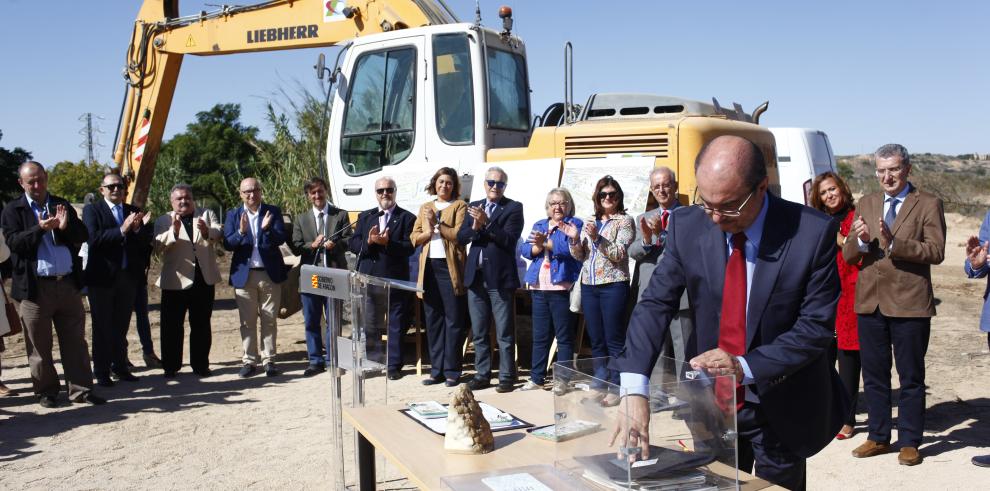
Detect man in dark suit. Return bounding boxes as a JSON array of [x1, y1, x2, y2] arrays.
[[83, 173, 152, 386], [843, 144, 945, 466], [347, 176, 416, 379], [458, 167, 524, 393], [613, 136, 846, 490], [223, 177, 288, 378], [289, 176, 351, 376], [627, 166, 692, 387], [2, 161, 104, 407]]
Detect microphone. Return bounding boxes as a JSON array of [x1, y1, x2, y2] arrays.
[[311, 216, 360, 266]]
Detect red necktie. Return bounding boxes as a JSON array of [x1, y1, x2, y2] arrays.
[[716, 232, 747, 413], [657, 210, 670, 246]]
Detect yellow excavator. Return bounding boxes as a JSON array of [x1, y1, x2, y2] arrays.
[[113, 0, 777, 214]]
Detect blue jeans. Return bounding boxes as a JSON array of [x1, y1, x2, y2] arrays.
[[134, 282, 155, 354], [530, 290, 574, 385], [581, 281, 629, 385], [467, 279, 516, 383], [301, 292, 330, 367]]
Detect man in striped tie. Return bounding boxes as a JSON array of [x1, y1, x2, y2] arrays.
[[613, 136, 846, 490]]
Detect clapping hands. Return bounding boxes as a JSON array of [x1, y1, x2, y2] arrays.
[[967, 235, 989, 270]]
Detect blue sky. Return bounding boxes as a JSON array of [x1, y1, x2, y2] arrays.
[[1, 0, 987, 167]]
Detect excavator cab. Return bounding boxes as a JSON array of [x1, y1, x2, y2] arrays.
[[326, 24, 530, 212]]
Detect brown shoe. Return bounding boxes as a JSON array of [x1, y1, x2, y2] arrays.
[[852, 440, 892, 458], [0, 382, 12, 397], [898, 447, 922, 466]]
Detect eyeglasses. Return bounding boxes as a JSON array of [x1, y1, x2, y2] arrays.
[[693, 189, 755, 217], [240, 188, 260, 194], [875, 166, 905, 177], [102, 183, 124, 191], [485, 180, 507, 189], [548, 200, 568, 207], [651, 183, 675, 191], [598, 191, 618, 200], [376, 187, 395, 195]]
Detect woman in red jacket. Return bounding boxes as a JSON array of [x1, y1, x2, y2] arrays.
[[811, 171, 861, 440]]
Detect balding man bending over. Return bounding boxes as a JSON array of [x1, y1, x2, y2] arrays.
[[613, 136, 847, 489]]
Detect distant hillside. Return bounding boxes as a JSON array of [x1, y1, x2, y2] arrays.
[[836, 153, 990, 216]]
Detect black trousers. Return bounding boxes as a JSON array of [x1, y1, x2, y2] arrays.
[[858, 310, 930, 447], [161, 274, 215, 373], [827, 339, 862, 426], [89, 273, 137, 377], [737, 402, 806, 491], [422, 259, 466, 380], [363, 284, 410, 372]]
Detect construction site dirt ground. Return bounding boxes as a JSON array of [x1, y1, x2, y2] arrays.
[[1, 212, 988, 490]]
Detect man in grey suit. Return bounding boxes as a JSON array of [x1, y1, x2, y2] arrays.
[[628, 167, 693, 385], [289, 176, 352, 376]]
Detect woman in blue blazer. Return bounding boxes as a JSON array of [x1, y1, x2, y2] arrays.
[[518, 187, 583, 393]]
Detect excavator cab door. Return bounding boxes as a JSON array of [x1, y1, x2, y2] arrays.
[[327, 34, 426, 211]]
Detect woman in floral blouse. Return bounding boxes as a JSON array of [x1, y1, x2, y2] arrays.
[[563, 176, 634, 405]]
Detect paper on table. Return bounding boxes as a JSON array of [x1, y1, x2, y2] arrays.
[[480, 472, 554, 491], [402, 402, 528, 434]]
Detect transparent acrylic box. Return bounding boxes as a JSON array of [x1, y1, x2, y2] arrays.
[[551, 356, 739, 490]]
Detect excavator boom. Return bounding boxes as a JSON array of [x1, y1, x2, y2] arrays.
[[113, 0, 456, 206]]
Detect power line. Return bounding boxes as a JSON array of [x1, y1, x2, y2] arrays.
[[78, 113, 105, 164]]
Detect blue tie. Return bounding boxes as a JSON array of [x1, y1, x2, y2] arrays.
[[115, 205, 128, 269], [884, 198, 898, 230]]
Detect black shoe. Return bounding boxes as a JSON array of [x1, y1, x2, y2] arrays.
[[193, 368, 213, 378], [96, 376, 115, 387], [126, 360, 137, 369], [495, 381, 516, 393], [264, 363, 280, 377], [72, 393, 107, 405], [163, 370, 178, 379], [238, 364, 256, 378], [143, 352, 163, 369], [466, 378, 491, 391], [973, 455, 990, 467], [113, 371, 139, 382], [387, 371, 402, 381], [38, 395, 59, 408], [422, 375, 444, 386], [303, 365, 326, 377], [445, 378, 460, 387]]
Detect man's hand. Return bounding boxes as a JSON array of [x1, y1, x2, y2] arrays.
[[130, 211, 146, 232], [323, 239, 336, 250], [239, 211, 249, 235], [967, 235, 989, 270], [172, 213, 182, 238], [377, 227, 390, 245], [55, 204, 68, 230], [468, 206, 487, 231], [851, 215, 870, 243], [196, 217, 209, 238], [639, 216, 655, 244], [608, 395, 652, 462], [38, 215, 59, 231], [878, 216, 893, 247], [260, 210, 273, 231], [690, 348, 744, 380], [583, 221, 599, 242], [368, 225, 389, 246], [311, 234, 325, 250], [120, 211, 137, 235]]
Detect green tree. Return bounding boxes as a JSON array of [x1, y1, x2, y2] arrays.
[[158, 103, 260, 212], [48, 159, 107, 203], [0, 130, 33, 205], [255, 84, 329, 216]]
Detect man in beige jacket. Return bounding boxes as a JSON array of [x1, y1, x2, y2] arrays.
[[154, 184, 222, 378]]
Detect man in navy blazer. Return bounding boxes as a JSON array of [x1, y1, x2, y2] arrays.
[[223, 177, 288, 378], [613, 136, 847, 490], [347, 177, 416, 379], [83, 173, 153, 386], [457, 167, 524, 392]]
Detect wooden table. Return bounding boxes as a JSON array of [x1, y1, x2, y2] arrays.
[[343, 390, 778, 490]]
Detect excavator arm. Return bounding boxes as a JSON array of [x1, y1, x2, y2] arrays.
[[113, 0, 456, 207]]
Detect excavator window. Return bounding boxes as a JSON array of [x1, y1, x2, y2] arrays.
[[486, 48, 529, 131], [340, 46, 417, 176], [433, 33, 474, 145]]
